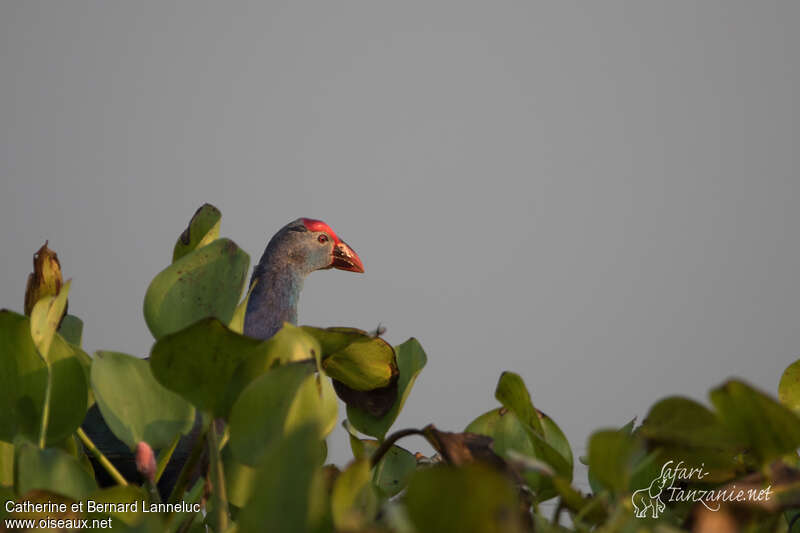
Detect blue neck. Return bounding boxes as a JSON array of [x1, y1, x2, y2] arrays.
[[243, 262, 305, 340]]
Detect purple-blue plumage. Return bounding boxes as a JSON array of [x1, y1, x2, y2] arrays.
[[243, 217, 363, 340]]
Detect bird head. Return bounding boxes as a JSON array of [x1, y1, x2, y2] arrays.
[[267, 217, 364, 276]]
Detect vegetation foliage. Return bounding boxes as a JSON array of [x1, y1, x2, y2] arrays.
[[2, 204, 799, 532]]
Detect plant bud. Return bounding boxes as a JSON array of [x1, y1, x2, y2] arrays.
[[135, 441, 157, 483], [24, 242, 64, 316]]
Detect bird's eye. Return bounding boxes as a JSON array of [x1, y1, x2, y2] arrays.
[[318, 234, 329, 244]]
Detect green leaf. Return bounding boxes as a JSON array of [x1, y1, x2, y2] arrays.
[[227, 323, 322, 405], [90, 351, 195, 449], [302, 327, 397, 391], [15, 441, 97, 499], [361, 440, 417, 498], [29, 279, 71, 359], [346, 338, 427, 439], [57, 314, 83, 347], [331, 458, 378, 531], [344, 419, 367, 459], [172, 203, 222, 262], [466, 408, 535, 458], [710, 379, 800, 464], [638, 396, 746, 481], [228, 280, 256, 334], [228, 362, 316, 465], [405, 464, 525, 533], [495, 371, 543, 435], [286, 374, 338, 440], [150, 317, 269, 417], [639, 396, 744, 449], [466, 407, 572, 501], [144, 238, 249, 339], [587, 429, 639, 494], [237, 424, 322, 533], [223, 446, 256, 508], [0, 440, 13, 487], [779, 359, 800, 416], [0, 311, 87, 444]]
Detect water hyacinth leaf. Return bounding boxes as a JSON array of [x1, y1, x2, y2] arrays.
[[228, 279, 256, 334], [57, 314, 83, 347], [405, 464, 525, 533], [238, 424, 322, 533], [302, 326, 397, 390], [227, 323, 321, 398], [0, 311, 87, 444], [344, 419, 367, 459], [223, 447, 256, 508], [150, 317, 270, 417], [347, 338, 427, 439], [361, 440, 417, 498], [29, 279, 71, 360], [90, 351, 195, 450], [0, 440, 12, 487], [466, 407, 572, 500], [331, 458, 378, 531], [15, 441, 97, 499], [467, 408, 536, 458], [144, 238, 249, 339], [286, 374, 339, 440], [639, 396, 743, 450], [495, 371, 543, 435], [537, 411, 573, 477], [308, 466, 338, 533], [172, 203, 222, 262], [710, 379, 800, 464], [587, 429, 639, 494], [779, 359, 800, 416], [228, 362, 316, 465]]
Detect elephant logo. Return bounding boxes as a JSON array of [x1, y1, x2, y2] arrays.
[[631, 462, 676, 519]]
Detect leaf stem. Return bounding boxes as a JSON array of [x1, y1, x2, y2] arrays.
[[38, 366, 52, 448], [168, 425, 208, 505], [206, 419, 229, 533], [76, 427, 128, 486], [369, 428, 425, 468]]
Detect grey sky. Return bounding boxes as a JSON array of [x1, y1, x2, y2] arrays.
[[1, 2, 797, 481]]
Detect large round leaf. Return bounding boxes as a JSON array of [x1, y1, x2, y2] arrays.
[[405, 464, 524, 533], [149, 318, 257, 417], [90, 351, 195, 449], [331, 458, 378, 531], [302, 327, 397, 391], [229, 362, 324, 465], [144, 238, 249, 339], [710, 379, 800, 465], [237, 424, 323, 533], [226, 323, 322, 406], [0, 311, 87, 444], [151, 318, 318, 418], [15, 441, 97, 500], [347, 338, 427, 439], [359, 440, 417, 498], [779, 359, 800, 416]]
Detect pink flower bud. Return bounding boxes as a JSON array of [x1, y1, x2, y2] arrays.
[[135, 441, 157, 483]]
